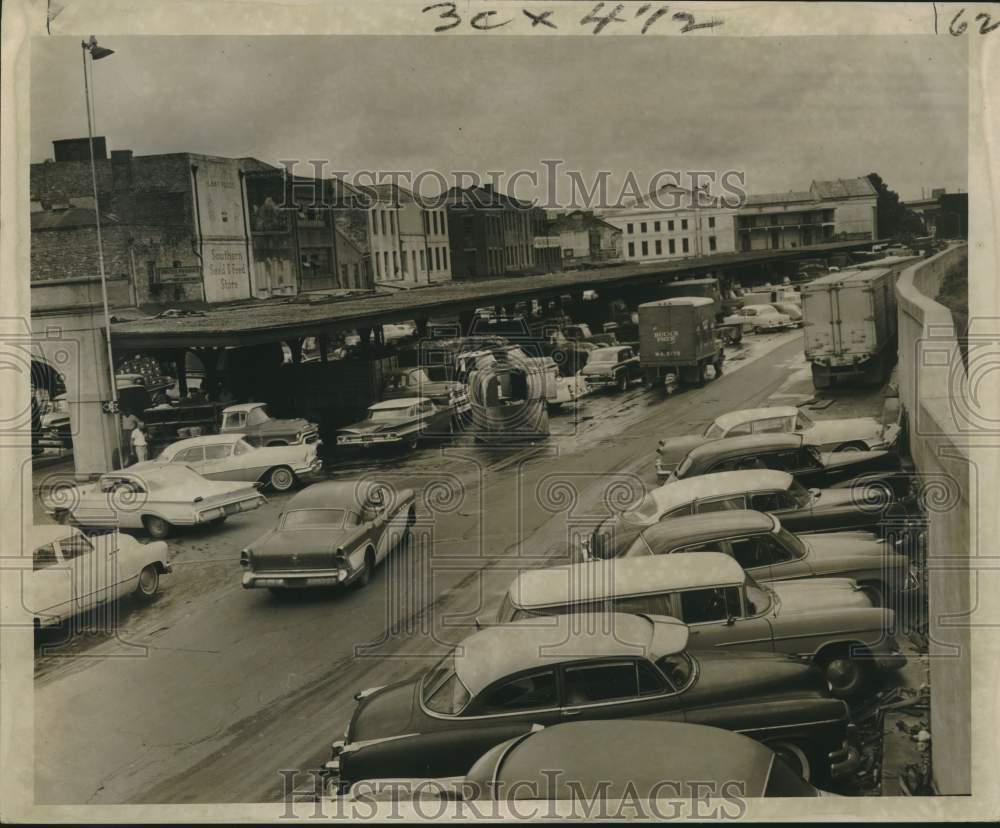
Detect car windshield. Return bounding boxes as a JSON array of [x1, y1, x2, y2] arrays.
[[704, 422, 725, 439], [675, 453, 694, 478], [787, 479, 813, 507], [655, 653, 694, 691], [421, 653, 471, 715], [744, 574, 772, 615], [281, 508, 349, 529], [368, 407, 408, 422]]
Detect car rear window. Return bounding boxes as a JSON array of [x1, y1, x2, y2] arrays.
[[281, 508, 347, 529]]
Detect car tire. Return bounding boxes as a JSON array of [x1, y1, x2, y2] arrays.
[[354, 549, 376, 588], [834, 442, 867, 453], [406, 436, 419, 452], [768, 741, 813, 783], [142, 515, 172, 540], [617, 372, 628, 392], [819, 646, 872, 699], [267, 466, 296, 492], [134, 564, 160, 602], [713, 359, 724, 378]]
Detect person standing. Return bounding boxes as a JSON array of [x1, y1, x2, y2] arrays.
[[130, 424, 148, 464]]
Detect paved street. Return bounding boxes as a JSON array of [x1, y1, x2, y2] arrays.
[[31, 329, 886, 805]]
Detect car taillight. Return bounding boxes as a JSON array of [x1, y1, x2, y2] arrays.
[[240, 549, 252, 568]]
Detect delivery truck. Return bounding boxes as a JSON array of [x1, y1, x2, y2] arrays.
[[658, 278, 743, 345], [638, 297, 724, 391], [801, 266, 900, 389]]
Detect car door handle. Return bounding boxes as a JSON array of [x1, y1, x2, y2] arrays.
[[561, 708, 582, 717]]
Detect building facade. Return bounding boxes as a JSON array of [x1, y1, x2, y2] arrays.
[[547, 210, 622, 267], [445, 184, 537, 279], [369, 184, 452, 285]]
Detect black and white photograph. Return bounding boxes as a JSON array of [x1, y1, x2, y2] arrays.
[[1, 0, 997, 821]]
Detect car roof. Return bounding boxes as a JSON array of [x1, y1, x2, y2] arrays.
[[369, 397, 426, 410], [648, 470, 794, 513], [685, 433, 804, 466], [743, 303, 781, 311], [714, 406, 797, 431], [285, 480, 370, 510], [639, 511, 778, 551], [456, 613, 688, 697], [162, 433, 244, 452], [27, 524, 79, 548], [640, 296, 714, 308], [507, 553, 745, 611], [590, 345, 629, 354], [490, 721, 773, 796], [222, 402, 265, 413]]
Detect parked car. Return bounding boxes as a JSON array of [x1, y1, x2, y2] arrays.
[[381, 367, 471, 418], [496, 553, 905, 697], [47, 463, 267, 539], [326, 613, 859, 789], [772, 302, 804, 326], [219, 402, 319, 447], [655, 406, 899, 481], [594, 469, 912, 542], [240, 480, 415, 591], [337, 397, 452, 452], [723, 304, 793, 333], [576, 509, 914, 606], [153, 433, 322, 492], [26, 525, 171, 628], [664, 433, 904, 494], [336, 720, 825, 803], [580, 345, 641, 392]]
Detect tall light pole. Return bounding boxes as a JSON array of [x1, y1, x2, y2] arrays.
[[81, 36, 122, 468]]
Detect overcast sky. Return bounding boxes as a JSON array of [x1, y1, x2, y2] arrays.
[[32, 35, 967, 203]]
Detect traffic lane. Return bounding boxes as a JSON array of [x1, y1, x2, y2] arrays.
[[34, 333, 806, 805], [134, 333, 812, 804]]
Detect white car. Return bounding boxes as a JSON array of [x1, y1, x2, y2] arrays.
[[47, 464, 267, 539], [153, 433, 322, 492], [723, 304, 793, 333], [25, 525, 171, 628]]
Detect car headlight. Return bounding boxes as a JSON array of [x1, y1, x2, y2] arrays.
[[388, 432, 399, 439]]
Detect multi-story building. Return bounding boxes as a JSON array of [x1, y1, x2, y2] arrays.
[[735, 177, 878, 252], [369, 184, 452, 285], [603, 184, 736, 264], [445, 184, 537, 279], [360, 186, 403, 285], [547, 210, 622, 267]]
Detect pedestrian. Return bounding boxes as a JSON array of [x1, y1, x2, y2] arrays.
[[121, 410, 143, 463], [130, 424, 149, 464]]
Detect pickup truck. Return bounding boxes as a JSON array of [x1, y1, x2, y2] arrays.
[[219, 402, 320, 447]]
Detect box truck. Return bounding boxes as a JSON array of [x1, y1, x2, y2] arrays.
[[658, 278, 743, 344], [638, 297, 724, 390], [800, 266, 900, 389]]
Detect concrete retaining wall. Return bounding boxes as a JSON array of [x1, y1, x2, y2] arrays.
[[895, 244, 971, 795]]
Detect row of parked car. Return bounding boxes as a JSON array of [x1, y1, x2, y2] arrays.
[[316, 393, 921, 801]]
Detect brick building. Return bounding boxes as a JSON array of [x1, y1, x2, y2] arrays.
[[445, 184, 539, 279]]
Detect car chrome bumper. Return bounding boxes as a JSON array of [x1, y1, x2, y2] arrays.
[[242, 569, 350, 589], [197, 495, 266, 523], [583, 376, 617, 387]]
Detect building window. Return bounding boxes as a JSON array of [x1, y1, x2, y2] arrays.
[[402, 251, 409, 273], [640, 222, 647, 233], [628, 241, 635, 257], [681, 219, 688, 230], [641, 240, 649, 256], [668, 220, 674, 231], [353, 263, 360, 281], [708, 216, 716, 228], [375, 254, 382, 278], [435, 247, 442, 271], [420, 249, 426, 271], [423, 212, 430, 234], [380, 211, 387, 235], [668, 239, 676, 254], [393, 251, 399, 275], [655, 240, 662, 255], [371, 212, 378, 236], [682, 238, 689, 253], [654, 221, 661, 232], [709, 236, 717, 252], [442, 247, 448, 270], [627, 223, 634, 234]]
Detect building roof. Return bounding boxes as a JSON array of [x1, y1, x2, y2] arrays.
[[811, 177, 877, 200], [637, 511, 779, 554], [507, 553, 746, 611], [648, 469, 795, 513], [548, 211, 620, 233], [455, 613, 687, 696], [744, 191, 816, 207]]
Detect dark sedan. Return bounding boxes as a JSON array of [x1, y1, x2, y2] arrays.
[[326, 613, 858, 790], [665, 433, 906, 494], [381, 367, 471, 418]]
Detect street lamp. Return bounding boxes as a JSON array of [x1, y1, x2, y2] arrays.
[[81, 36, 123, 468]]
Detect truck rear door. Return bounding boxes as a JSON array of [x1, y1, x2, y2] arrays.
[[802, 285, 839, 357], [836, 277, 877, 358]]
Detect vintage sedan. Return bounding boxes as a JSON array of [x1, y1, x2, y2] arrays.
[[220, 402, 320, 447], [337, 397, 452, 452], [381, 367, 471, 417], [664, 433, 905, 494], [326, 613, 858, 789], [47, 463, 266, 539], [26, 525, 171, 628], [497, 554, 905, 698], [599, 470, 912, 541], [579, 509, 914, 606], [336, 720, 824, 802], [240, 480, 415, 591], [580, 345, 641, 392], [772, 302, 804, 326], [154, 433, 322, 492], [723, 304, 793, 333], [655, 405, 898, 481]]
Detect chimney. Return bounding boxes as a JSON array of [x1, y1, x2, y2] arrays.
[[53, 137, 107, 162]]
